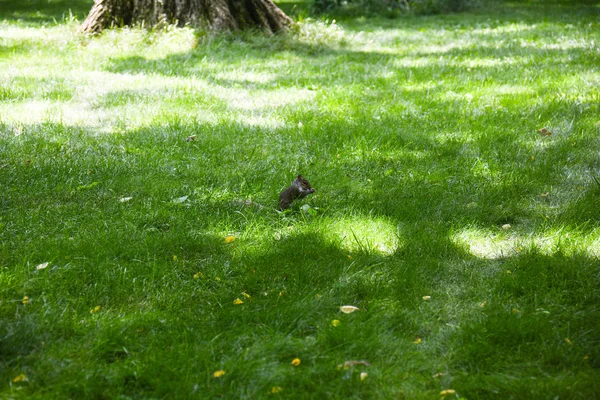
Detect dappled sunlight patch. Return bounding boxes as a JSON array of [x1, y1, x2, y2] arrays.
[[89, 26, 197, 59], [325, 215, 401, 255], [471, 23, 538, 35], [295, 19, 345, 47], [214, 70, 278, 85], [452, 227, 520, 259], [452, 227, 600, 259], [216, 87, 316, 111], [588, 233, 600, 258]]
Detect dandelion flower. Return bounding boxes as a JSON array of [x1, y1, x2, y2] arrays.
[[331, 319, 341, 327], [233, 298, 244, 305], [291, 358, 301, 366], [213, 370, 226, 378]]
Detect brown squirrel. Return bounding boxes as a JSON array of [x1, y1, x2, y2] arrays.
[[278, 175, 315, 210]]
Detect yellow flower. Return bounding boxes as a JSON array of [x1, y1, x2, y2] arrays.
[[172, 255, 178, 261], [213, 370, 226, 378], [21, 296, 29, 305], [12, 374, 27, 383], [331, 319, 341, 327], [193, 272, 204, 279], [233, 298, 244, 305], [440, 389, 456, 396], [414, 337, 422, 344], [271, 386, 283, 394], [242, 292, 251, 299], [90, 305, 101, 314], [291, 358, 301, 366], [225, 235, 235, 243]]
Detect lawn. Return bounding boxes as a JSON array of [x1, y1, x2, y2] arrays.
[[1, 0, 599, 398]]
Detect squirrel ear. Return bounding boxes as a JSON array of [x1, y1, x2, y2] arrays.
[[297, 174, 303, 179]]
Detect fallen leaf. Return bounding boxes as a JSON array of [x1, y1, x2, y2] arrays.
[[422, 295, 431, 301], [233, 298, 243, 305], [213, 370, 226, 378], [193, 272, 204, 279], [340, 305, 359, 314], [35, 262, 49, 270], [440, 389, 456, 396], [172, 255, 178, 261], [502, 224, 511, 230], [360, 372, 368, 381], [480, 301, 487, 308], [331, 319, 341, 327], [565, 338, 573, 345], [90, 305, 101, 314], [241, 292, 251, 299], [119, 197, 133, 203], [172, 195, 189, 204], [225, 235, 235, 244], [291, 358, 301, 366], [433, 372, 445, 378], [538, 128, 552, 136], [414, 337, 422, 344], [12, 374, 27, 383], [186, 135, 197, 142], [21, 296, 29, 305], [540, 192, 548, 197]]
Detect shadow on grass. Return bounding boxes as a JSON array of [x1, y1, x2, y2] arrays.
[[0, 0, 92, 25], [2, 3, 600, 397]]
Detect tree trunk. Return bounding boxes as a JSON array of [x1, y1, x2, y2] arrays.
[[79, 0, 293, 34]]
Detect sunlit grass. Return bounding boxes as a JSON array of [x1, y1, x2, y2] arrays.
[[1, 0, 600, 398]]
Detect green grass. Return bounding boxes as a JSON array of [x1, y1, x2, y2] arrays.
[[1, 0, 600, 398]]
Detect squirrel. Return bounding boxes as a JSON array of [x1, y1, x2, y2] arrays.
[[278, 174, 315, 210]]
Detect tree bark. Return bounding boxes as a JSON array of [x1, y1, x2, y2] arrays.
[[79, 0, 293, 34]]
